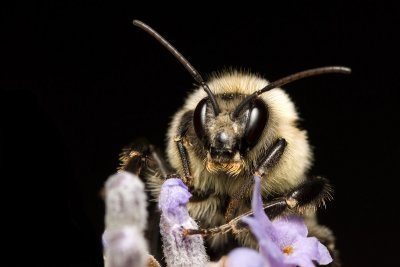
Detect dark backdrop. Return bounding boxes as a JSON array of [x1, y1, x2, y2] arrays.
[[1, 2, 398, 267]]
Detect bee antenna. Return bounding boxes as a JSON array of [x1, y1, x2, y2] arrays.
[[231, 66, 351, 119], [133, 20, 221, 115]]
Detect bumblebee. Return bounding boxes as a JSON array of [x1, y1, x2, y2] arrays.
[[119, 20, 350, 266]]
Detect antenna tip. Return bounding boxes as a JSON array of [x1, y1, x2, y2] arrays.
[[132, 20, 142, 27], [335, 66, 352, 74]]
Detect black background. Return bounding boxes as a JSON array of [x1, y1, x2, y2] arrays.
[[1, 2, 399, 267]]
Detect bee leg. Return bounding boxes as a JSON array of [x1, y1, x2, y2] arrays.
[[264, 176, 333, 219], [118, 140, 176, 266], [175, 137, 192, 181], [118, 138, 171, 178], [174, 111, 194, 185], [254, 138, 288, 175], [225, 138, 287, 221]]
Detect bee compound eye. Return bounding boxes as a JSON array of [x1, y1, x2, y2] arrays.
[[241, 98, 268, 152], [193, 98, 208, 144]]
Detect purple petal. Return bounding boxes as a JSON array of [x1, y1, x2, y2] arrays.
[[271, 215, 308, 248], [317, 241, 333, 265], [250, 176, 276, 237], [284, 236, 332, 267], [241, 176, 285, 267], [242, 216, 285, 267], [226, 248, 266, 267], [284, 255, 314, 267], [240, 176, 273, 244], [273, 215, 308, 237]]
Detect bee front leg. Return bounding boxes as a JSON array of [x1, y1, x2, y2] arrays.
[[174, 111, 194, 185], [118, 139, 171, 178], [225, 138, 287, 221], [118, 140, 180, 265]]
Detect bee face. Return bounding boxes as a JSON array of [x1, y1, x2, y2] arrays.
[[194, 94, 269, 165], [193, 93, 268, 158]]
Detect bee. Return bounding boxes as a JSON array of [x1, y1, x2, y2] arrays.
[[119, 20, 350, 265]]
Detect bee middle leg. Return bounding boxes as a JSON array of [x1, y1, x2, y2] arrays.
[[263, 176, 333, 219]]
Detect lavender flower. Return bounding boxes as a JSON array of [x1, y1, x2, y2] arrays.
[[104, 171, 148, 231], [103, 227, 148, 267], [159, 178, 209, 267], [241, 175, 332, 267], [101, 171, 332, 267], [103, 171, 150, 267]]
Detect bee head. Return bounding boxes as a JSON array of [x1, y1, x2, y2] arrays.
[[191, 65, 351, 176], [132, 20, 351, 176]]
